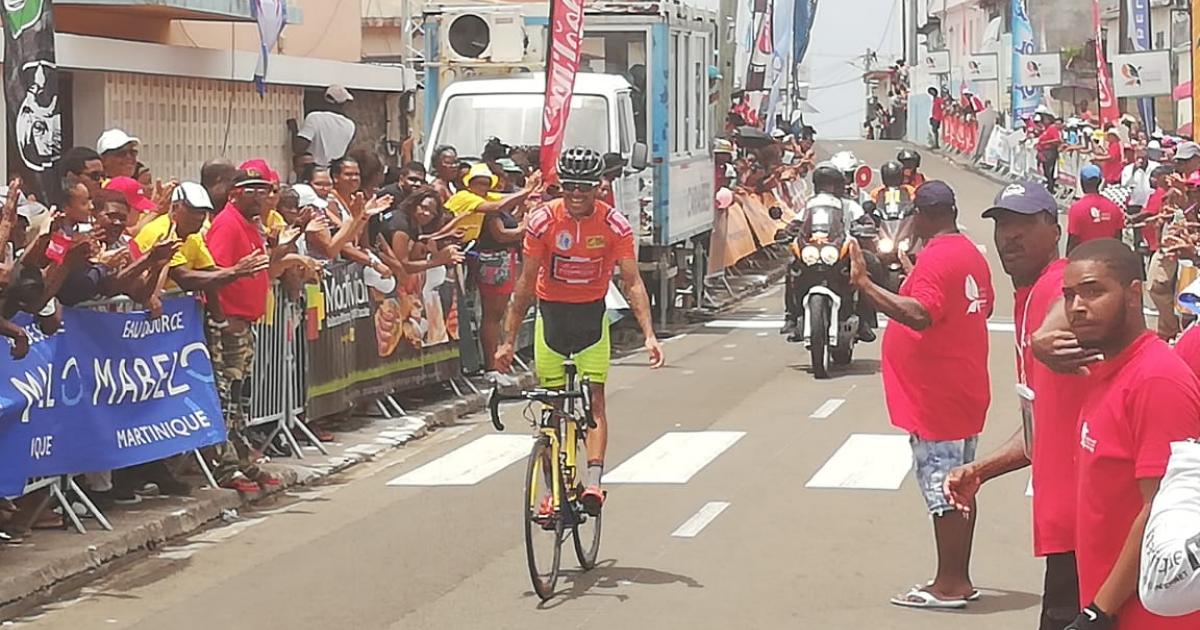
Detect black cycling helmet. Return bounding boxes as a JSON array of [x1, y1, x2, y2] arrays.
[[558, 147, 605, 183], [897, 149, 921, 169], [880, 161, 905, 187], [811, 163, 845, 194]]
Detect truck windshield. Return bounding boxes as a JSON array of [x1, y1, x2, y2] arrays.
[[435, 93, 610, 155]]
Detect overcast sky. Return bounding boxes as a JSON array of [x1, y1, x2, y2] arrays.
[[806, 0, 903, 139]]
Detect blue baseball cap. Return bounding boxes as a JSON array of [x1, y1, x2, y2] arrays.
[[913, 180, 956, 209], [982, 181, 1058, 218], [1080, 164, 1102, 181]]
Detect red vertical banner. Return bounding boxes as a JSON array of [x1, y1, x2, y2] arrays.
[[540, 0, 586, 182], [1093, 0, 1120, 126]]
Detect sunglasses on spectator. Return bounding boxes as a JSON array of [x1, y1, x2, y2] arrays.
[[82, 170, 104, 182], [238, 185, 272, 195], [560, 181, 596, 193], [109, 148, 139, 159]]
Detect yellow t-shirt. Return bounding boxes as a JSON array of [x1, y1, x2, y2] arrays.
[[264, 210, 287, 237], [444, 190, 502, 241], [133, 214, 216, 288]]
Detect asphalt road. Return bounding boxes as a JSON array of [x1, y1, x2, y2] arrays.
[[16, 141, 1050, 629]]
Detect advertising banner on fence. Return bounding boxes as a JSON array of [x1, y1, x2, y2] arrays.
[[966, 54, 999, 82], [540, 0, 586, 180], [0, 298, 225, 496], [923, 50, 951, 75], [305, 263, 460, 420], [1113, 50, 1172, 98], [1017, 53, 1062, 88]]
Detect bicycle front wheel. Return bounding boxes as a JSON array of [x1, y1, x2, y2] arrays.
[[524, 435, 562, 601]]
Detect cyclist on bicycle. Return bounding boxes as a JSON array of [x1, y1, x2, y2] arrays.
[[495, 146, 665, 516]]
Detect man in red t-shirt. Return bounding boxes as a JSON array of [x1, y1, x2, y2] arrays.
[[1067, 165, 1123, 254], [203, 169, 279, 493], [1053, 239, 1200, 629], [929, 87, 945, 149], [944, 181, 1088, 627], [495, 147, 664, 516], [849, 181, 994, 610], [1126, 166, 1174, 255], [1036, 115, 1064, 194], [1093, 127, 1126, 185]]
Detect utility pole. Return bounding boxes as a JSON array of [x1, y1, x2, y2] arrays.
[[907, 0, 919, 66]]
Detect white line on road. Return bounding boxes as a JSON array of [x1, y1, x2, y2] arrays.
[[809, 398, 846, 419], [386, 435, 531, 486], [605, 431, 746, 484], [806, 434, 913, 490], [705, 319, 783, 329], [671, 501, 732, 538]]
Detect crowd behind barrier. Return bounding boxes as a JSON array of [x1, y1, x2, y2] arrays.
[[708, 178, 805, 277], [954, 118, 1088, 204]]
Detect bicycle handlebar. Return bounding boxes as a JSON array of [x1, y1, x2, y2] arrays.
[[487, 386, 595, 432]]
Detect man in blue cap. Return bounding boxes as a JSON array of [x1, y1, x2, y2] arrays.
[[945, 181, 1090, 628], [1067, 165, 1122, 254], [849, 180, 995, 609]]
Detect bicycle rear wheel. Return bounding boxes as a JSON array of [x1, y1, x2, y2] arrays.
[[524, 435, 563, 601], [570, 430, 602, 570]]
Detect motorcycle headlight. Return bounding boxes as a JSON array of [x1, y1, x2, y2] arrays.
[[899, 239, 911, 253], [801, 245, 821, 266], [879, 238, 895, 254], [820, 245, 841, 266]]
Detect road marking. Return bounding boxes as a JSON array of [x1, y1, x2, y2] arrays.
[[878, 317, 1016, 334], [605, 431, 746, 484], [671, 501, 731, 538], [724, 343, 738, 349], [386, 435, 531, 486], [810, 398, 846, 419], [705, 319, 782, 329], [806, 434, 913, 490]]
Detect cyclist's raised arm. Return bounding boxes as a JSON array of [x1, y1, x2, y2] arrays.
[[616, 257, 665, 368]]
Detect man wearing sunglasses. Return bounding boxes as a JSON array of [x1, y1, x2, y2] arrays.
[[96, 128, 140, 180], [495, 147, 665, 516], [60, 146, 105, 197]]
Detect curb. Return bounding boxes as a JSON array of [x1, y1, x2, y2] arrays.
[[0, 371, 538, 616]]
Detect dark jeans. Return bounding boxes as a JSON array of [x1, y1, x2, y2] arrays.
[[1040, 552, 1080, 630], [930, 119, 941, 148], [1040, 151, 1059, 194]]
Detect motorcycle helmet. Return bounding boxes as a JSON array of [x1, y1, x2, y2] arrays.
[[811, 163, 845, 195], [880, 161, 905, 187], [897, 149, 921, 170], [830, 151, 860, 182], [557, 147, 605, 183]]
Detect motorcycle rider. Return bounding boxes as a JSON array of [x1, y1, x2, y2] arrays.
[[779, 163, 882, 343], [830, 150, 868, 203], [898, 149, 926, 188], [870, 161, 916, 206]]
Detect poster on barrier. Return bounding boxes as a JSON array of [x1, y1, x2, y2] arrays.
[[0, 298, 225, 496], [740, 192, 787, 247], [708, 201, 758, 275], [305, 262, 461, 420]]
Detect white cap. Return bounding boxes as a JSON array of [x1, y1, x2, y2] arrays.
[[324, 85, 354, 105], [292, 183, 328, 210], [96, 129, 140, 154], [770, 128, 786, 139], [171, 182, 214, 211]]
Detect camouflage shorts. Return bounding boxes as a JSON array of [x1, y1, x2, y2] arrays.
[[205, 321, 256, 431]]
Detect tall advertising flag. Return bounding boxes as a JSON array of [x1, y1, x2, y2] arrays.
[[251, 0, 287, 97], [1010, 0, 1041, 125], [540, 0, 585, 181], [1126, 0, 1154, 130], [765, 0, 795, 132], [1192, 0, 1200, 131], [2, 0, 61, 194], [1094, 0, 1120, 126], [792, 0, 818, 67]]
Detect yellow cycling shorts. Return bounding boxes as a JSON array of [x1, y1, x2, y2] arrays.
[[534, 299, 610, 389]]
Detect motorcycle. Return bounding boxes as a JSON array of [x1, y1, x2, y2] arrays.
[[773, 201, 862, 379], [863, 187, 915, 292]]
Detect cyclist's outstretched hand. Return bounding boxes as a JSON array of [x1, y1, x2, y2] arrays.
[[646, 336, 665, 369], [494, 342, 515, 374]]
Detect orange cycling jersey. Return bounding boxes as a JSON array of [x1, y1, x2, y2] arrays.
[[524, 198, 636, 304]]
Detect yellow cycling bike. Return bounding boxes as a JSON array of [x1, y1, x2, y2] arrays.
[[488, 361, 600, 601]]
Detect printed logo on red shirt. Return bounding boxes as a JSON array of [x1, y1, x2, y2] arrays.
[[966, 275, 984, 314], [1080, 421, 1098, 453]]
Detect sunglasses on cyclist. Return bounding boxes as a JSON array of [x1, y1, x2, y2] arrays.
[[559, 181, 596, 193]]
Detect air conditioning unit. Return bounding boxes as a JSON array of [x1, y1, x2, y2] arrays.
[[441, 8, 525, 63]]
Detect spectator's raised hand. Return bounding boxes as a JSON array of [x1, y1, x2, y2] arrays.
[[277, 225, 304, 250], [525, 170, 544, 192], [152, 179, 179, 215], [365, 194, 393, 217], [147, 238, 182, 264], [10, 327, 28, 359], [434, 244, 465, 266], [233, 251, 270, 277], [347, 191, 368, 219], [2, 178, 21, 222]]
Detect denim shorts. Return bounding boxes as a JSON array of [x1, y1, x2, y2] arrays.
[[911, 434, 979, 516]]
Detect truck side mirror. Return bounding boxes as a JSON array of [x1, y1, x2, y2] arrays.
[[629, 142, 649, 171]]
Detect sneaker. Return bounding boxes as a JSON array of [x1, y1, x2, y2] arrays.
[[155, 478, 192, 497], [110, 488, 142, 505], [779, 319, 797, 335], [535, 495, 557, 531], [254, 471, 283, 490], [219, 473, 261, 495], [857, 322, 877, 343], [579, 486, 605, 516]]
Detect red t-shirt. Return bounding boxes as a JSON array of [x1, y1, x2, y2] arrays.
[[1036, 124, 1062, 153], [1068, 193, 1123, 244], [524, 198, 636, 304], [1102, 139, 1124, 183], [1014, 259, 1086, 556], [205, 203, 269, 321], [931, 98, 945, 122], [1142, 188, 1166, 252], [1075, 333, 1200, 628], [882, 233, 994, 441], [1175, 325, 1200, 379]]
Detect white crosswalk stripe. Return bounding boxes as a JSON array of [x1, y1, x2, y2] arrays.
[[806, 434, 913, 490], [386, 435, 532, 486], [604, 431, 745, 484]]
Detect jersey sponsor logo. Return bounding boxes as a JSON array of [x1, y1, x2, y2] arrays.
[[605, 209, 633, 238], [555, 230, 574, 251], [550, 254, 603, 284], [586, 235, 605, 249]]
